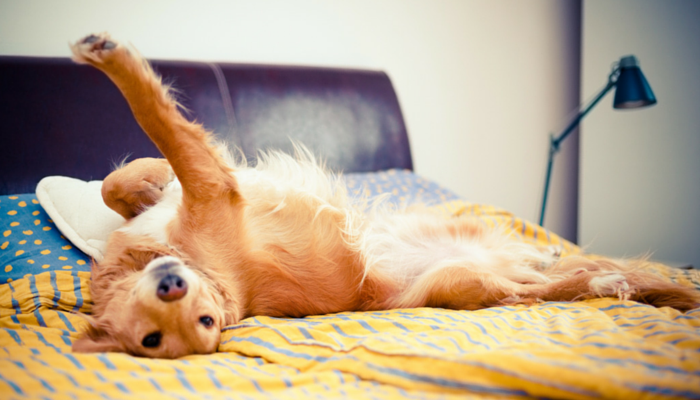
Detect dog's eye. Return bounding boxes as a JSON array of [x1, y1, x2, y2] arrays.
[[142, 332, 161, 348], [199, 316, 214, 328]]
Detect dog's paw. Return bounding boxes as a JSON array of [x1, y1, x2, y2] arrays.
[[589, 273, 631, 300], [70, 33, 120, 64], [103, 158, 175, 219], [533, 245, 563, 269], [543, 245, 563, 258]]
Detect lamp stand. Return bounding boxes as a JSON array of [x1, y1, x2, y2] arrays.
[[538, 72, 618, 227]]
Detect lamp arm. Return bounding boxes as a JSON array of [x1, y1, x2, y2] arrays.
[[538, 72, 618, 227], [551, 79, 616, 150]]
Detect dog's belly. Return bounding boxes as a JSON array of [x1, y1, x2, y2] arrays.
[[362, 214, 490, 279], [361, 213, 551, 287]]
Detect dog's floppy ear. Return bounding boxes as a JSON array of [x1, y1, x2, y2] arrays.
[[72, 323, 124, 354], [72, 334, 124, 353]]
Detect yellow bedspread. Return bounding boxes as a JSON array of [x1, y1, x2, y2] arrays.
[[2, 200, 700, 399]]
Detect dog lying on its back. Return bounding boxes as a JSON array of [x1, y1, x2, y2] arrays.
[[69, 33, 699, 359]]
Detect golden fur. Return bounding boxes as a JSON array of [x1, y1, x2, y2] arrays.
[[69, 33, 699, 359]]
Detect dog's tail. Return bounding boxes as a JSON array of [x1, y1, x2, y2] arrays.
[[623, 272, 700, 311], [547, 257, 700, 311]]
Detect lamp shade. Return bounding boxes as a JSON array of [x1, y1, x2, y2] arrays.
[[613, 55, 657, 109]]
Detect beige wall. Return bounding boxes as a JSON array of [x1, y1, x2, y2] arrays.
[[0, 0, 581, 240], [581, 0, 700, 267]]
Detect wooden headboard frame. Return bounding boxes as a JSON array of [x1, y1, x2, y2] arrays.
[[0, 56, 412, 195]]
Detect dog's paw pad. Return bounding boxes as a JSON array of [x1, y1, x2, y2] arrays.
[[72, 33, 120, 63], [78, 33, 116, 48], [589, 273, 630, 300], [81, 34, 100, 44]]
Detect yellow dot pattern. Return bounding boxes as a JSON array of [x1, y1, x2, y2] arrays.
[[1, 193, 91, 282]]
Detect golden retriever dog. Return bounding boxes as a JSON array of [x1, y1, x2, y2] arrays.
[[69, 33, 699, 359]]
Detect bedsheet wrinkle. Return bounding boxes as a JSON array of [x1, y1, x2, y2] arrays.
[[1, 263, 699, 399]]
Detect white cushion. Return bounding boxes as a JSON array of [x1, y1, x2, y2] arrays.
[[36, 176, 124, 262]]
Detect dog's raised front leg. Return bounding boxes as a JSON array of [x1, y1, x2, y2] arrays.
[[70, 33, 239, 209]]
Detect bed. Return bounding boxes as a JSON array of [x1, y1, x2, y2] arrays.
[[1, 55, 699, 399]]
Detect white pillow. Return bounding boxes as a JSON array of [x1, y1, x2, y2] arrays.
[[36, 176, 125, 262]]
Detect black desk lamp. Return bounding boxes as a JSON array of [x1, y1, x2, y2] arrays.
[[538, 55, 657, 227]]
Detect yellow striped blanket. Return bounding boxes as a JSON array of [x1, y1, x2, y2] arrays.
[[2, 200, 700, 399]]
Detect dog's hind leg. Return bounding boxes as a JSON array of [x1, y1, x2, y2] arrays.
[[70, 33, 239, 210], [394, 258, 699, 311], [392, 264, 636, 311]]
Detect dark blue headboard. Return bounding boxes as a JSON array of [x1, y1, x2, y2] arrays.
[[0, 56, 412, 195]]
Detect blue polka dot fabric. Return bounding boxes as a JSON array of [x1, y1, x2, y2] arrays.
[[343, 169, 461, 206], [0, 194, 91, 283]]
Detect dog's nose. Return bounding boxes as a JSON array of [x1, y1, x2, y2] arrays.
[[156, 274, 188, 302]]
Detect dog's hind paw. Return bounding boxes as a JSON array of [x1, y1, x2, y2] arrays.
[[589, 273, 631, 300], [70, 33, 120, 64]]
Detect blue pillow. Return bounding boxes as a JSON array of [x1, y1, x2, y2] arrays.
[[343, 169, 461, 206], [0, 194, 91, 283]]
